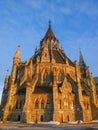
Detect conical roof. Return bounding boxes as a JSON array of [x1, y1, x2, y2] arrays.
[[43, 23, 56, 41]]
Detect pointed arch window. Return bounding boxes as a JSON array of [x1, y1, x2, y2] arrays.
[[41, 99, 44, 109], [58, 71, 64, 82], [43, 70, 49, 82], [35, 99, 39, 109]]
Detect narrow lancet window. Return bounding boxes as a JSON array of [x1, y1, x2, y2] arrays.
[[43, 70, 49, 82], [35, 99, 39, 109], [41, 99, 44, 109]]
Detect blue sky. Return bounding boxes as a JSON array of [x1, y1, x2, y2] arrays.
[[0, 0, 98, 101]]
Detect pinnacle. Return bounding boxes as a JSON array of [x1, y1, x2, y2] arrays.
[[14, 45, 21, 59]]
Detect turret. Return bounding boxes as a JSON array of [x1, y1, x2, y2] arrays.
[[13, 45, 21, 65], [11, 46, 21, 82]]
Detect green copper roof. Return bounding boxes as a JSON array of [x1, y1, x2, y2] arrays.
[[79, 50, 86, 66]]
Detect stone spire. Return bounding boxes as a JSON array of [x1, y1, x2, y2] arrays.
[[40, 21, 60, 50], [43, 20, 56, 41]]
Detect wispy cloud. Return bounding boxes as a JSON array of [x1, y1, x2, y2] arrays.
[[60, 7, 72, 15], [74, 0, 98, 16]]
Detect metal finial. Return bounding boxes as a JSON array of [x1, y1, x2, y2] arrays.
[[49, 19, 51, 27], [18, 45, 20, 49]]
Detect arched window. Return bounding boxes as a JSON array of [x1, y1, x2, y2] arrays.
[[58, 71, 64, 82], [35, 99, 39, 109], [41, 99, 44, 109], [43, 70, 49, 82]]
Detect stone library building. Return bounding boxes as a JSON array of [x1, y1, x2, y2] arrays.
[[0, 23, 98, 123]]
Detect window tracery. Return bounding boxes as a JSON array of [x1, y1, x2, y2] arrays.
[[43, 70, 49, 82], [58, 71, 64, 82]]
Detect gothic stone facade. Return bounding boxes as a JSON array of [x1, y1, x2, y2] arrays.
[[1, 24, 98, 123]]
